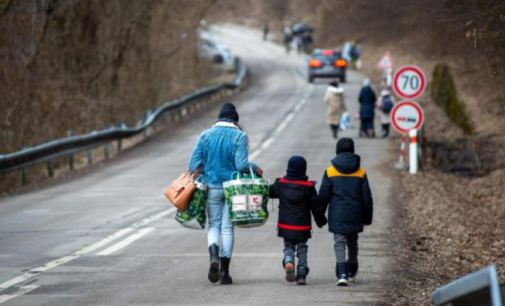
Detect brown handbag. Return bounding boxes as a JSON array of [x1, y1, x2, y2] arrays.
[[164, 168, 201, 211]]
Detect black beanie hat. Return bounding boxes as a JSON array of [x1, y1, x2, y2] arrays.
[[336, 137, 355, 154], [284, 156, 309, 181], [218, 102, 239, 122]]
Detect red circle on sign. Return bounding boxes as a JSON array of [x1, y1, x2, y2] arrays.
[[393, 65, 426, 100], [390, 101, 424, 134]]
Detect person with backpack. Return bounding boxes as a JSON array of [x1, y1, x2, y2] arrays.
[[318, 138, 373, 286], [376, 89, 396, 138]]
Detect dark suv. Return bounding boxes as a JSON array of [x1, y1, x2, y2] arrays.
[[307, 49, 347, 83]]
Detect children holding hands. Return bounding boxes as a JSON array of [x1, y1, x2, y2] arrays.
[[270, 138, 373, 286]]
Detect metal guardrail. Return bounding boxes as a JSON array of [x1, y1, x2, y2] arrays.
[[431, 265, 504, 306], [0, 57, 247, 178]]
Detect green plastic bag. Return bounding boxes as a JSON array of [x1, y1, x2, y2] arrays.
[[223, 168, 270, 228], [175, 180, 207, 229]]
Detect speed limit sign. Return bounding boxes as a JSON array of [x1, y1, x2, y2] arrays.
[[393, 65, 426, 100]]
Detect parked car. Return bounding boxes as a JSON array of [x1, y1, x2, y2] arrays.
[[307, 49, 347, 83], [199, 33, 232, 64]]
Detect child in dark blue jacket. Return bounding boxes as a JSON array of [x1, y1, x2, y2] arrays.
[[269, 156, 327, 285], [318, 138, 373, 286]]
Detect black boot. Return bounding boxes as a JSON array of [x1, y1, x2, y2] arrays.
[[348, 260, 359, 283], [219, 257, 233, 285], [296, 266, 309, 285], [330, 125, 339, 139], [336, 262, 348, 286], [283, 256, 295, 283], [208, 244, 220, 283]]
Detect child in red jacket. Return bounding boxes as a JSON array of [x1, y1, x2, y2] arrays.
[[269, 156, 327, 285]]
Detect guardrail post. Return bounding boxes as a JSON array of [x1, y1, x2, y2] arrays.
[[117, 122, 123, 152], [152, 107, 158, 131], [22, 168, 29, 185], [143, 110, 150, 138], [47, 160, 54, 177], [68, 130, 74, 170], [104, 143, 110, 159], [87, 148, 92, 165], [161, 112, 168, 126]]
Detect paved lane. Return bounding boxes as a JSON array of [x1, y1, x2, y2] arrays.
[[0, 25, 394, 305]]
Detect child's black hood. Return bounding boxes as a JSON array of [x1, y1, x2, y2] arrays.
[[331, 152, 361, 174]]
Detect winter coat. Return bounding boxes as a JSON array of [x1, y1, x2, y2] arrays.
[[324, 86, 347, 125], [358, 86, 377, 120], [270, 178, 327, 240], [189, 122, 257, 188], [318, 153, 373, 234], [376, 95, 396, 124]]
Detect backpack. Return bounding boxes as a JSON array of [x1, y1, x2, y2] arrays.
[[351, 46, 360, 58], [382, 95, 393, 113]]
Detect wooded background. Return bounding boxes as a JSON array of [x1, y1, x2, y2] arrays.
[[0, 0, 215, 153]]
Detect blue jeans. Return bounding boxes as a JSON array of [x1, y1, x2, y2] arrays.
[[207, 188, 234, 258]]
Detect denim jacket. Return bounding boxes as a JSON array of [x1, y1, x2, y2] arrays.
[[189, 122, 258, 188]]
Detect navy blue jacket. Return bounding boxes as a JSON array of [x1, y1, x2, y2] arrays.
[[318, 153, 373, 234], [270, 178, 327, 240], [359, 86, 377, 120]]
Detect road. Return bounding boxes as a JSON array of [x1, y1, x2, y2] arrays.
[[0, 25, 394, 305]]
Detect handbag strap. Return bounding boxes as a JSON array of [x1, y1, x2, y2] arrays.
[[189, 166, 202, 180]]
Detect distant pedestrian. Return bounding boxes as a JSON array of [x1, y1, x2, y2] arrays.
[[269, 156, 327, 285], [324, 81, 347, 139], [358, 79, 377, 138], [283, 26, 293, 54], [350, 42, 361, 69], [342, 42, 352, 63], [376, 89, 396, 137], [295, 36, 303, 54], [302, 32, 313, 54], [318, 138, 374, 286], [189, 103, 264, 285], [263, 23, 269, 41]]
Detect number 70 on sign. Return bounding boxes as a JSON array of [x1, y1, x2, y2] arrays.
[[393, 65, 427, 100]]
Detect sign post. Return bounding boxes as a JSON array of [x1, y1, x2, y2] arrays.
[[390, 65, 427, 173], [390, 100, 425, 172]]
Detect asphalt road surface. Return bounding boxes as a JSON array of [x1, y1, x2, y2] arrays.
[[0, 25, 394, 305]]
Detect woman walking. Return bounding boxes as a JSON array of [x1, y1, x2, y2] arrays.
[[323, 81, 346, 139], [358, 79, 377, 138], [189, 103, 263, 285]]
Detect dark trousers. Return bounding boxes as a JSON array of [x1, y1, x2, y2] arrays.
[[333, 233, 359, 264], [283, 238, 308, 267], [382, 123, 390, 137], [329, 124, 339, 139], [361, 119, 375, 137]]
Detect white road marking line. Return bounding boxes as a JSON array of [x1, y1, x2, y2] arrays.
[[0, 274, 36, 292], [0, 207, 176, 292], [96, 228, 155, 256], [0, 285, 40, 304], [249, 98, 306, 160]]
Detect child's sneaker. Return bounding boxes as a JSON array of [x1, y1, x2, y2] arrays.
[[348, 261, 359, 283], [296, 266, 309, 285], [283, 257, 296, 283], [336, 262, 348, 286]]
